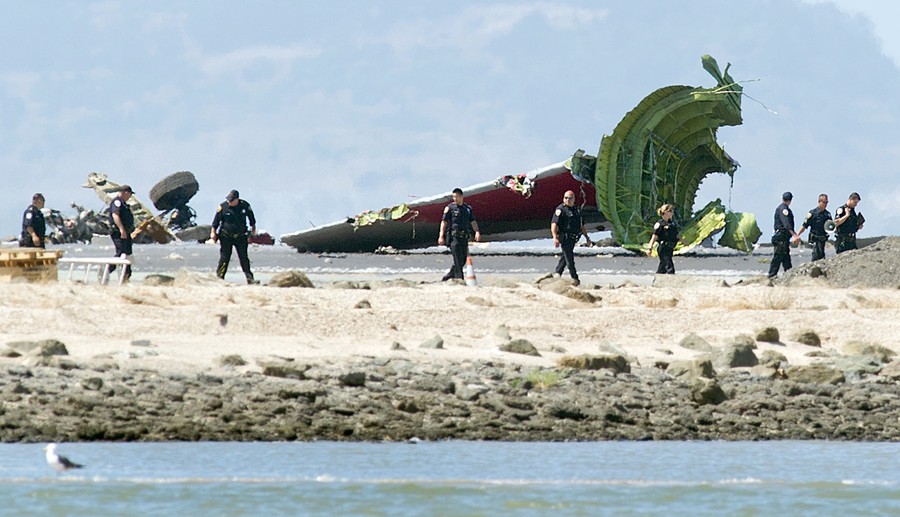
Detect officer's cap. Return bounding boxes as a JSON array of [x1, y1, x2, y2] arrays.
[[226, 189, 239, 201], [782, 191, 793, 201]]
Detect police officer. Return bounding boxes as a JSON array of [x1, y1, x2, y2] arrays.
[[768, 191, 800, 278], [437, 188, 480, 281], [20, 193, 46, 248], [211, 189, 258, 284], [108, 185, 136, 281], [834, 192, 864, 254], [551, 190, 592, 285], [646, 203, 678, 274], [796, 193, 831, 261]]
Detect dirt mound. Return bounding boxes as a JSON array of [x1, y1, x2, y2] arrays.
[[783, 236, 900, 288]]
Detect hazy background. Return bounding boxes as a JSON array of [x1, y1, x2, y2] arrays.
[[2, 0, 897, 239]]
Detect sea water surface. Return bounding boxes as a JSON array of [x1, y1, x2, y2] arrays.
[[2, 441, 898, 516]]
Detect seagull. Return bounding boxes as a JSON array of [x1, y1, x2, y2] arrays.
[[43, 443, 84, 473]]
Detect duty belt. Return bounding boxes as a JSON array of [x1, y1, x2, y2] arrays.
[[453, 230, 470, 238]]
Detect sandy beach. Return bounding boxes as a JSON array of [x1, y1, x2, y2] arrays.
[[2, 238, 900, 441]]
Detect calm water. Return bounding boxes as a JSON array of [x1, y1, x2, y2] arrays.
[[1, 441, 898, 516]]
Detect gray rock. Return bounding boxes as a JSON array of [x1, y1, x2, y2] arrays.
[[566, 289, 600, 304], [455, 384, 488, 401], [219, 354, 247, 367], [131, 339, 153, 347], [878, 360, 900, 380], [260, 363, 308, 380], [843, 341, 896, 363], [493, 324, 511, 340], [691, 378, 728, 405], [791, 329, 821, 347], [81, 377, 104, 391], [785, 364, 846, 384], [143, 274, 175, 286], [755, 327, 781, 343], [499, 339, 540, 357], [390, 342, 406, 351], [354, 299, 372, 309], [748, 365, 779, 378], [420, 335, 444, 349], [713, 343, 759, 370], [37, 339, 69, 357], [729, 334, 757, 349], [679, 333, 712, 352], [0, 347, 21, 358], [834, 356, 883, 381], [557, 354, 630, 374], [330, 280, 370, 290], [268, 271, 314, 288], [666, 358, 716, 379], [758, 350, 787, 368], [338, 372, 366, 387]]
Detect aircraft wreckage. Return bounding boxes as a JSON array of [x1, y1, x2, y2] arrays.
[[281, 55, 761, 254]]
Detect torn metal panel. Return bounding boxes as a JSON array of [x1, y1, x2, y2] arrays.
[[83, 173, 175, 244], [594, 55, 751, 250], [352, 204, 413, 229], [717, 211, 762, 253]]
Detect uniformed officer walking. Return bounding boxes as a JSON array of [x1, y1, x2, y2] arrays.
[[108, 185, 136, 281], [551, 190, 592, 285], [20, 193, 46, 248], [646, 203, 679, 274], [211, 189, 259, 284], [768, 191, 800, 278], [834, 192, 864, 254], [796, 193, 831, 261], [437, 188, 480, 281]]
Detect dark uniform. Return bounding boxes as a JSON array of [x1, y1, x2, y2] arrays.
[[552, 203, 584, 281], [108, 195, 135, 279], [652, 218, 679, 274], [441, 202, 477, 281], [212, 199, 257, 283], [768, 202, 795, 278], [834, 204, 861, 254], [800, 206, 832, 261], [20, 204, 46, 248]]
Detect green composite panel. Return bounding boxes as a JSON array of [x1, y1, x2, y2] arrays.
[[589, 55, 759, 252]]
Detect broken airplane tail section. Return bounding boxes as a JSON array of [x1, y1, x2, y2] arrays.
[[281, 55, 760, 254]]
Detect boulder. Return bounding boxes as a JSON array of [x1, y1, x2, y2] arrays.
[[713, 343, 759, 370], [758, 350, 787, 368], [268, 271, 314, 288], [791, 329, 821, 347], [679, 333, 712, 352], [729, 334, 757, 349], [843, 341, 896, 363], [666, 358, 716, 380], [755, 327, 781, 343], [557, 354, 630, 374], [784, 364, 845, 384], [419, 335, 444, 349], [143, 274, 175, 286], [499, 339, 540, 357], [690, 378, 728, 405]]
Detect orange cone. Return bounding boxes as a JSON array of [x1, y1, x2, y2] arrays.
[[464, 256, 478, 287]]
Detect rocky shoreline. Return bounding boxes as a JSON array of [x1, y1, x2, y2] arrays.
[[4, 338, 900, 442]]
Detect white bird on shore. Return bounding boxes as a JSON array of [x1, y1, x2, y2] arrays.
[[43, 443, 84, 473]]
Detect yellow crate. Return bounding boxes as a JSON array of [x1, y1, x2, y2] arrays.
[[0, 248, 63, 268], [0, 264, 58, 283]]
